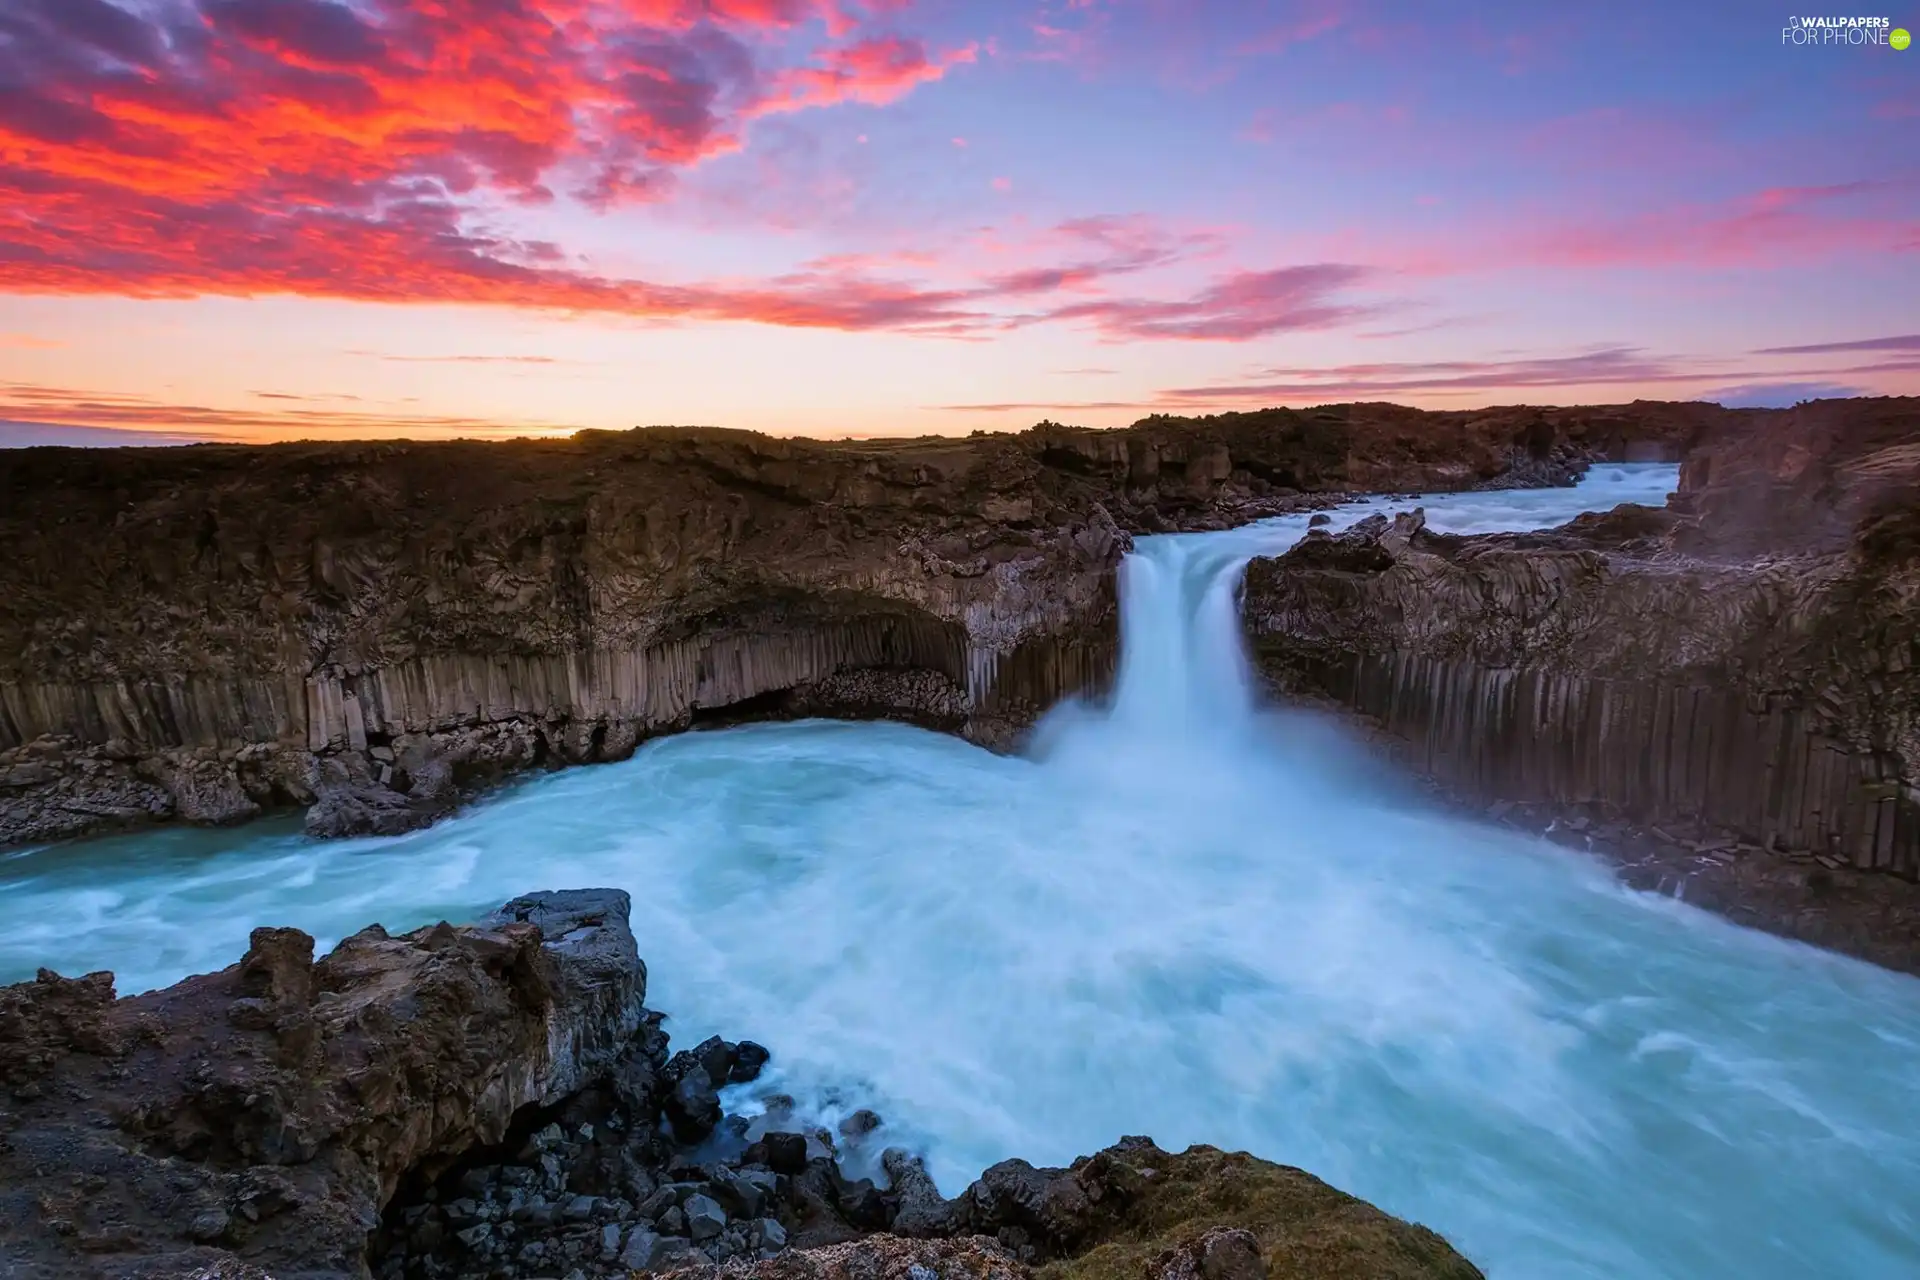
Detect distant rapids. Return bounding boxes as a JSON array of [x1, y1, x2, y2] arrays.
[[5, 464, 1919, 1279]]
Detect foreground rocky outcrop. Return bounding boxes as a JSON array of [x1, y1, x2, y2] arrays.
[[0, 402, 1711, 846], [0, 891, 1482, 1280], [1243, 395, 1920, 968], [0, 888, 646, 1277]]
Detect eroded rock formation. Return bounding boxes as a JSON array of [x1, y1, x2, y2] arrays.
[[1243, 396, 1920, 966], [0, 403, 1705, 846], [0, 889, 646, 1278], [0, 891, 1483, 1280]]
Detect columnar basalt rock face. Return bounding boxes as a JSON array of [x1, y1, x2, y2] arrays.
[[0, 403, 1712, 845], [0, 892, 1484, 1280], [1243, 398, 1920, 934]]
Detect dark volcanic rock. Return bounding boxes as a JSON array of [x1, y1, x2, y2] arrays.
[[0, 403, 1709, 847], [1242, 395, 1920, 967], [668, 1068, 725, 1143], [733, 1040, 772, 1082], [0, 889, 645, 1279]]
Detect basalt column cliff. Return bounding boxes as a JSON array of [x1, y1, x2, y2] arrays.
[[0, 404, 1703, 846], [1244, 396, 1920, 966]]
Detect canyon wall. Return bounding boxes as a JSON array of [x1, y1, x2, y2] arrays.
[[1244, 396, 1920, 881], [0, 402, 1713, 845]]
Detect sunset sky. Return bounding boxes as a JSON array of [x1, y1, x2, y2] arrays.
[[1, 0, 1916, 444]]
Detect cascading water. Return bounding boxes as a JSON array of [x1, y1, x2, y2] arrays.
[[4, 464, 1919, 1278]]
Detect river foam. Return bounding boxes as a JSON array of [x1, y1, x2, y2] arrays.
[[4, 464, 1918, 1278]]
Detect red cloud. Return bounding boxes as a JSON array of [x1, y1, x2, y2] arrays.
[[0, 0, 976, 322], [0, 4, 1363, 345]]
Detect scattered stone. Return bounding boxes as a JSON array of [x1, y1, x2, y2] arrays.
[[685, 1192, 728, 1242], [454, 1222, 492, 1248], [839, 1108, 882, 1139], [762, 1131, 809, 1175], [1154, 1227, 1268, 1280], [692, 1035, 738, 1085], [668, 1068, 723, 1143], [732, 1040, 772, 1082], [187, 1209, 231, 1243]]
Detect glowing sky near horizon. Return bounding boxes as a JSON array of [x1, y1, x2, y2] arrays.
[[0, 0, 1915, 443]]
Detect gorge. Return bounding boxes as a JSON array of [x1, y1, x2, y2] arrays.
[[3, 399, 1919, 1280], [0, 402, 1710, 847]]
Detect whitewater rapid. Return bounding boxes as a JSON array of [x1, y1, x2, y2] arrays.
[[4, 464, 1919, 1279]]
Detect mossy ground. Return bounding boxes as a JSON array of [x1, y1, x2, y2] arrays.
[[1041, 1145, 1484, 1280]]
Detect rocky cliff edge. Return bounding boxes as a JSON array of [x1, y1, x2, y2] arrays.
[[1243, 396, 1920, 967]]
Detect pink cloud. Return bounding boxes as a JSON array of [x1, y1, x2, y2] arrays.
[[1234, 0, 1349, 56], [1041, 263, 1375, 341], [1754, 334, 1920, 355], [1157, 346, 1920, 403], [1515, 107, 1727, 176], [1022, 0, 1113, 66], [753, 35, 977, 115], [1238, 100, 1414, 147], [1162, 348, 1697, 401], [1520, 182, 1919, 270], [1352, 181, 1920, 277]]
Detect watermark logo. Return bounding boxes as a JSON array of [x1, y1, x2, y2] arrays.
[[1781, 15, 1905, 45]]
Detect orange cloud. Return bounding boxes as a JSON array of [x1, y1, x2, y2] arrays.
[[0, 0, 974, 320], [0, 5, 1379, 346]]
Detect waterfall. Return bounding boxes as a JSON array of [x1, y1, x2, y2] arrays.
[[1108, 536, 1259, 739]]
